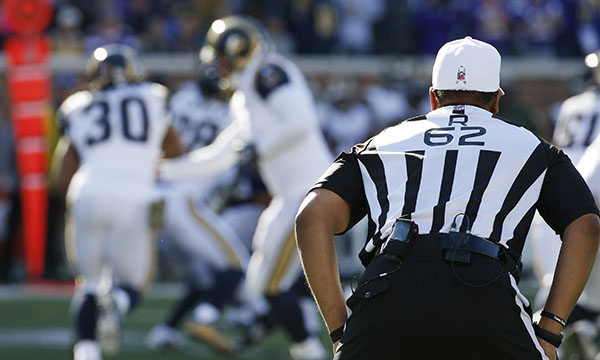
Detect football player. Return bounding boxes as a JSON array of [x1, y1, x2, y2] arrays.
[[52, 44, 184, 360], [160, 16, 331, 359], [145, 60, 269, 354]]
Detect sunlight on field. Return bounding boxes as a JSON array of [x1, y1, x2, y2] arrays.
[[0, 284, 320, 360]]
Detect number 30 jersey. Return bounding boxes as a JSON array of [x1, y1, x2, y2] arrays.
[[58, 82, 170, 201]]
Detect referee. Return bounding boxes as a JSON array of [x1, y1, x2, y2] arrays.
[[295, 36, 600, 359]]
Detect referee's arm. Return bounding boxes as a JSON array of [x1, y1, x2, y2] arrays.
[[296, 188, 351, 353]]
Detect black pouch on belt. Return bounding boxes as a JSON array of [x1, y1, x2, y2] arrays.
[[346, 255, 394, 312], [380, 219, 419, 260], [347, 219, 417, 311]]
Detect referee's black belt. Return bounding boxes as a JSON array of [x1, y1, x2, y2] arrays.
[[431, 232, 521, 281], [375, 232, 523, 281], [439, 232, 500, 261]]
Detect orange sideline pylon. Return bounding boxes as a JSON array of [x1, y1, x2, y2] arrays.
[[3, 0, 53, 280]]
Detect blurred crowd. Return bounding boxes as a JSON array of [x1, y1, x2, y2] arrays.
[[0, 0, 596, 281], [0, 0, 598, 57]]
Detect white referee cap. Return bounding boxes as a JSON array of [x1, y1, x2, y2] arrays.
[[432, 36, 504, 95]]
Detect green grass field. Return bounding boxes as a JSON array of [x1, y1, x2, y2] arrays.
[[0, 283, 328, 360], [0, 280, 596, 360]]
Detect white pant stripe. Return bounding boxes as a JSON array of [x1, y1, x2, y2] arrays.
[[508, 274, 550, 360]]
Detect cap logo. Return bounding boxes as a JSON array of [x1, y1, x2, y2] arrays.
[[456, 65, 466, 84]]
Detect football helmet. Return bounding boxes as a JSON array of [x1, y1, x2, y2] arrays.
[[85, 44, 146, 90], [199, 16, 274, 83]]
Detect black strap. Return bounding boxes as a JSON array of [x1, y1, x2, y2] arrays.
[[329, 325, 344, 343], [533, 322, 563, 348], [498, 249, 523, 283], [363, 232, 523, 282], [541, 310, 567, 328], [359, 247, 374, 267], [440, 232, 500, 258]]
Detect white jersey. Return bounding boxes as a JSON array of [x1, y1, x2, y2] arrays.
[[59, 82, 170, 202], [318, 100, 373, 155], [553, 88, 600, 163], [167, 82, 235, 198], [232, 53, 333, 198], [530, 87, 600, 306], [555, 87, 600, 198], [572, 94, 600, 312], [578, 123, 600, 204], [170, 82, 231, 152]]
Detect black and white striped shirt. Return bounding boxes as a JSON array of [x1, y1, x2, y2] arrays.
[[313, 105, 598, 265]]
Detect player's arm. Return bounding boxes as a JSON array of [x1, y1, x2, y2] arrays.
[[161, 124, 185, 159], [49, 106, 80, 199], [158, 120, 244, 180], [50, 137, 80, 199], [158, 84, 186, 159], [295, 188, 349, 352]]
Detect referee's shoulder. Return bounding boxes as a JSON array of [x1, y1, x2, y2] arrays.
[[490, 114, 524, 129], [401, 114, 428, 123], [491, 113, 543, 138], [362, 114, 428, 149], [492, 114, 557, 155]]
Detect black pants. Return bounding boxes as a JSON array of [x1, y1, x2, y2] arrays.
[[335, 236, 547, 360]]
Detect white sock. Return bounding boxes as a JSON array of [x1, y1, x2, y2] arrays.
[[112, 288, 131, 316], [236, 281, 270, 317], [73, 339, 101, 360], [193, 302, 219, 324]]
